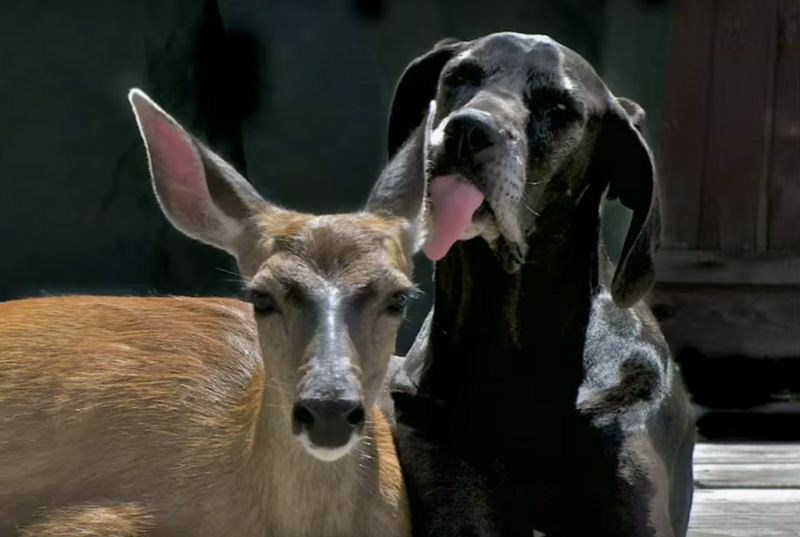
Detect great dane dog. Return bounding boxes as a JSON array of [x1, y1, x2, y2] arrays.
[[369, 33, 695, 537]]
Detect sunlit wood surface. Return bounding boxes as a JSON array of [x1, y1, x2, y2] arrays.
[[688, 443, 800, 537]]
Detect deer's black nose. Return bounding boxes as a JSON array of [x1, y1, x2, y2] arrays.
[[444, 111, 499, 160], [292, 398, 365, 448]]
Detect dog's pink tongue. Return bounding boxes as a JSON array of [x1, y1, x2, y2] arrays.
[[424, 175, 485, 261]]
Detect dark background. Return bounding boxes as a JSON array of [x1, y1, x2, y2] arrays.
[[1, 0, 797, 438], [0, 0, 668, 349]]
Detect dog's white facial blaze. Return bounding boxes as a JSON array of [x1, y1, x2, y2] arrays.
[[427, 113, 448, 152]]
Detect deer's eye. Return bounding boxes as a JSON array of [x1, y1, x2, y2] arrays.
[[385, 291, 410, 315], [246, 290, 278, 315]]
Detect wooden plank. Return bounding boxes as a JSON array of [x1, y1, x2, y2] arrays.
[[699, 0, 778, 252], [659, 0, 715, 250], [688, 533, 741, 537], [695, 443, 800, 465], [768, 0, 800, 251], [689, 489, 800, 536], [656, 251, 800, 285], [651, 284, 800, 358], [696, 463, 800, 489]]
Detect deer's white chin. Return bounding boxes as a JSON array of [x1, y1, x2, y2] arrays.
[[297, 433, 361, 462]]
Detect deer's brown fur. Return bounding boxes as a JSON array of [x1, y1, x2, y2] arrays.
[[18, 503, 154, 537], [0, 236, 408, 536]]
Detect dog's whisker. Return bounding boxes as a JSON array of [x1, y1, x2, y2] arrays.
[[523, 203, 540, 217]]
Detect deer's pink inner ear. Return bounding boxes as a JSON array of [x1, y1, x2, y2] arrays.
[[139, 107, 214, 230]]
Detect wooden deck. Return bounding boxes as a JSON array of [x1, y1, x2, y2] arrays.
[[688, 443, 800, 536]]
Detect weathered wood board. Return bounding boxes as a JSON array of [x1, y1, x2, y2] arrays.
[[689, 443, 800, 536]]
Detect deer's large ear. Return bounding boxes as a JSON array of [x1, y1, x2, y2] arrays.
[[367, 102, 438, 254], [596, 96, 661, 308], [386, 39, 465, 156], [129, 89, 270, 255]]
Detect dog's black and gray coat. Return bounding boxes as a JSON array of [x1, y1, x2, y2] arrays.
[[369, 33, 695, 537]]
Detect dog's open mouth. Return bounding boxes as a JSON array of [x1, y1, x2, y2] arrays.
[[424, 175, 489, 260], [424, 173, 525, 272], [421, 103, 523, 269]]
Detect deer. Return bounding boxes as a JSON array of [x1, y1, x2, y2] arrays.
[[0, 89, 426, 537]]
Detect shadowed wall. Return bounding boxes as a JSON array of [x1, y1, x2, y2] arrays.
[[0, 0, 668, 351]]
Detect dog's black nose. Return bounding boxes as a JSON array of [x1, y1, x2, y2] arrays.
[[292, 398, 365, 448], [444, 112, 498, 159]]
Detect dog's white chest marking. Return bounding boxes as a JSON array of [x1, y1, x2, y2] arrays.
[[533, 530, 546, 537]]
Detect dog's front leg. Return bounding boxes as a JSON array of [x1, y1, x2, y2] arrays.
[[395, 422, 499, 537], [605, 431, 688, 537]]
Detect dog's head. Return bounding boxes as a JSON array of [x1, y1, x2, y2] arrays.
[[375, 32, 659, 307]]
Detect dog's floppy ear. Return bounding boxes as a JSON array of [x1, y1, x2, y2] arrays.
[[129, 89, 271, 255], [600, 96, 661, 308], [367, 102, 438, 253], [387, 39, 465, 156]]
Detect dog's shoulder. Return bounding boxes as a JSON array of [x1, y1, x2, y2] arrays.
[[584, 286, 670, 360], [576, 286, 672, 426]]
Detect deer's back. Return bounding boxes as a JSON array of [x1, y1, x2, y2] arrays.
[[0, 296, 263, 530]]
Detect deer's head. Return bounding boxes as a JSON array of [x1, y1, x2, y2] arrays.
[[130, 90, 424, 461]]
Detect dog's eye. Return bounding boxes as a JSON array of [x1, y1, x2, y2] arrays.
[[444, 62, 485, 87], [385, 291, 411, 315], [246, 289, 278, 315], [535, 101, 579, 129], [527, 88, 580, 127], [548, 102, 573, 122]]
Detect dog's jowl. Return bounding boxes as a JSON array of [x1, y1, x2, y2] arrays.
[[371, 32, 695, 537]]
